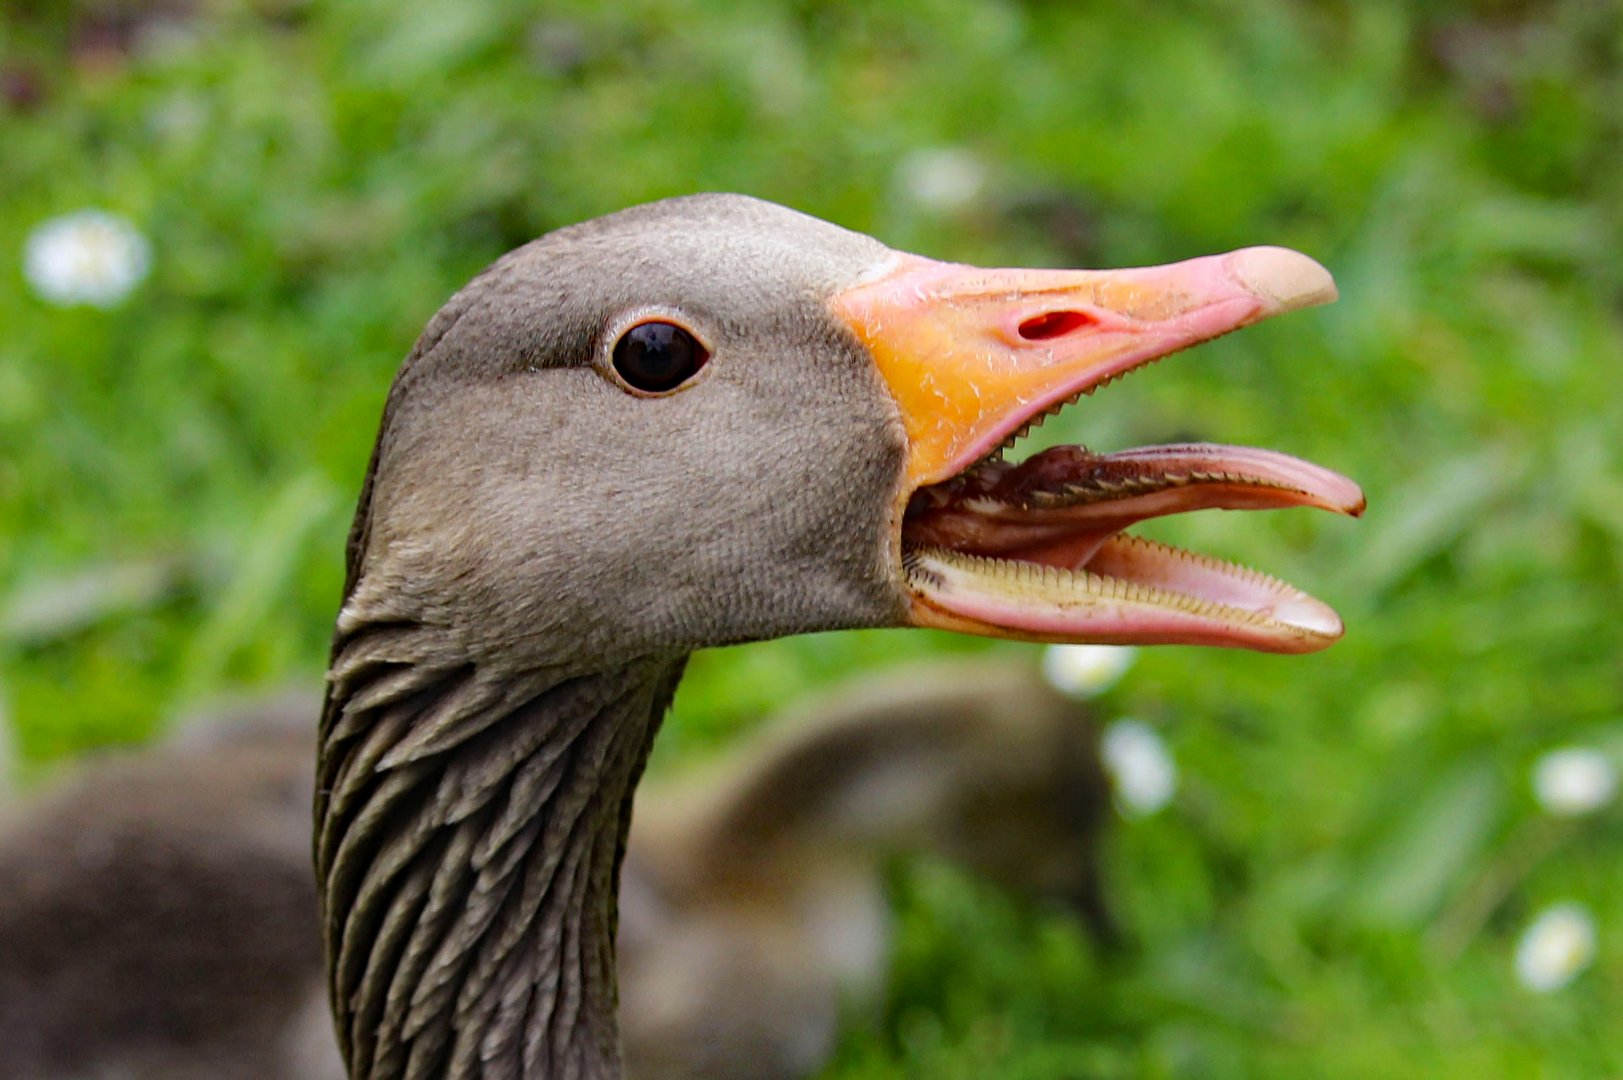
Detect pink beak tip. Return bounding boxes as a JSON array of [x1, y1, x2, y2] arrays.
[[1227, 246, 1338, 313]]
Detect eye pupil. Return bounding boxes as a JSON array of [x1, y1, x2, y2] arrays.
[[613, 321, 707, 392]]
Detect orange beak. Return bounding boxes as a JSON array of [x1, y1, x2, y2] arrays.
[[833, 246, 1338, 489]]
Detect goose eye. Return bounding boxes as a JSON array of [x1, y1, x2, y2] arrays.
[[612, 321, 709, 393]]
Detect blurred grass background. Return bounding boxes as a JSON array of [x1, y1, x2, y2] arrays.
[[2, 0, 1620, 1075]]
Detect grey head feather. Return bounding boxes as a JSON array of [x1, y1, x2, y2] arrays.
[[341, 193, 910, 667]]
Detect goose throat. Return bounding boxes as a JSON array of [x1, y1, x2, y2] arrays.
[[317, 636, 685, 1080]]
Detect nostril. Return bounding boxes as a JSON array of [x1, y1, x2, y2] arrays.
[[1018, 310, 1097, 341]]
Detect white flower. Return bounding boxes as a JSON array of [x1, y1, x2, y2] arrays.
[[895, 147, 988, 213], [147, 92, 209, 143], [1100, 718, 1176, 816], [1515, 902, 1596, 992], [1532, 747, 1617, 817], [23, 210, 151, 308], [1041, 644, 1137, 699]]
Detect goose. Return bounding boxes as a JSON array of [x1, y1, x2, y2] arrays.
[[0, 660, 1112, 1080], [314, 192, 1362, 1079], [618, 657, 1116, 1080], [0, 694, 326, 1080]]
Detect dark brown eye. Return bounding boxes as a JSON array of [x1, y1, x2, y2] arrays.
[[612, 321, 709, 393]]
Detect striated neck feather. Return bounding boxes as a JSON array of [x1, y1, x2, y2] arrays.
[[316, 616, 685, 1080]]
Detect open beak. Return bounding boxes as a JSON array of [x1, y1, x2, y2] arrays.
[[831, 247, 1364, 654]]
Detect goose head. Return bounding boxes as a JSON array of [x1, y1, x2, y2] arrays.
[[320, 193, 1361, 1080], [341, 193, 1361, 672]]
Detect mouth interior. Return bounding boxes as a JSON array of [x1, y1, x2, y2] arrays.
[[900, 399, 1366, 646]]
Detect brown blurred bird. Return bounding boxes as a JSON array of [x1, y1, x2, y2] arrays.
[[0, 659, 1111, 1080]]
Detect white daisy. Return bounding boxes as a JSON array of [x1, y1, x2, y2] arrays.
[[23, 210, 151, 308], [895, 146, 988, 214], [1041, 643, 1137, 699], [1531, 746, 1617, 817], [1100, 717, 1176, 816], [1515, 902, 1596, 992]]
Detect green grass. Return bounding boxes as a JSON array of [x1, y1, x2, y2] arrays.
[[3, 0, 1621, 1075]]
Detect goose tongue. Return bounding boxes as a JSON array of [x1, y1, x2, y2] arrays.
[[906, 442, 1365, 570]]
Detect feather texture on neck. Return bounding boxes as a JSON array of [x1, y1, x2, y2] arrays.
[[317, 616, 684, 1080]]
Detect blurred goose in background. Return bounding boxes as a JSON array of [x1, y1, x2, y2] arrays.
[[0, 694, 324, 1080], [0, 659, 1111, 1080], [618, 659, 1116, 1080]]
